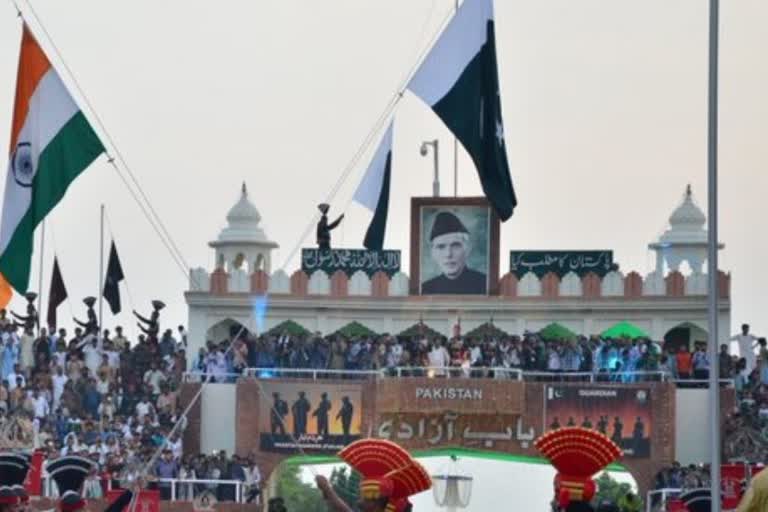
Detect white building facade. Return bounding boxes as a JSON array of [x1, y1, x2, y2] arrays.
[[185, 185, 731, 361]]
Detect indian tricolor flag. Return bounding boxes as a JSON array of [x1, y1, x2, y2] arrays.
[[0, 25, 104, 301]]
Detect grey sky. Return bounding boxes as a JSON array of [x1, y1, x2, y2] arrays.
[[0, 1, 766, 340]]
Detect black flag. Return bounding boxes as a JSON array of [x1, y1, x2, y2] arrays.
[[47, 257, 68, 330], [103, 241, 125, 314]]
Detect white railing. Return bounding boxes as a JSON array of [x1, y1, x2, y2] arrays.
[[41, 475, 251, 504], [646, 488, 682, 512], [182, 368, 736, 387], [156, 478, 248, 503]]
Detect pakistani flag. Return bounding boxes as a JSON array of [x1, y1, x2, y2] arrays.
[[408, 0, 517, 220], [353, 121, 393, 251], [0, 25, 104, 292]]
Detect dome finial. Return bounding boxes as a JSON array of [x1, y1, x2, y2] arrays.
[[242, 182, 247, 197], [686, 183, 691, 197]]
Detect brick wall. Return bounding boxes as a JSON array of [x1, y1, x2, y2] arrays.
[[180, 379, 737, 499]]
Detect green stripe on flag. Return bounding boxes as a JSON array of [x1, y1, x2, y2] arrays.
[[0, 111, 103, 291]]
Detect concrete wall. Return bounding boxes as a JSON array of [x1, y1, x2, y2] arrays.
[[200, 384, 237, 455], [675, 388, 713, 465]]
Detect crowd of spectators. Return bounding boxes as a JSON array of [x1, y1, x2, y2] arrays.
[[0, 308, 261, 503], [190, 326, 750, 383], [4, 299, 767, 508], [650, 324, 768, 511]]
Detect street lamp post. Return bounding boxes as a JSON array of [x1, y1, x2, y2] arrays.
[[432, 455, 472, 512], [420, 139, 440, 197]]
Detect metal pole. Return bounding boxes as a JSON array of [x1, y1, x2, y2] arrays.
[[98, 204, 104, 349], [454, 0, 459, 198], [706, 0, 721, 510], [37, 219, 45, 335], [432, 139, 440, 197]]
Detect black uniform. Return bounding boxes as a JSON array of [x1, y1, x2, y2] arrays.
[[316, 206, 343, 250]]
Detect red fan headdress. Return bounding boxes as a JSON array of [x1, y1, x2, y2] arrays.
[[339, 439, 431, 507], [535, 427, 622, 507]]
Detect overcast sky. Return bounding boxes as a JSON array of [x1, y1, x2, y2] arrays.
[[0, 1, 766, 340]]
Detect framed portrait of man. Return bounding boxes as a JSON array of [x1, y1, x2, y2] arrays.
[[410, 197, 500, 296]]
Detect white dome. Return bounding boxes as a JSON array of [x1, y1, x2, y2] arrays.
[[226, 182, 261, 225], [214, 183, 275, 245], [668, 184, 706, 228], [656, 185, 707, 245]]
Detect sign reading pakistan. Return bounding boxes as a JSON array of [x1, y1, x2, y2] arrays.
[[301, 248, 401, 278], [510, 250, 615, 278]]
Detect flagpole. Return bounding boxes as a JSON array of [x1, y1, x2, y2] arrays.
[[453, 0, 460, 198], [706, 0, 721, 510], [37, 219, 45, 335], [98, 204, 105, 349]]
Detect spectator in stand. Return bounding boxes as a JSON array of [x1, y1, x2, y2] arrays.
[[676, 345, 693, 380], [155, 448, 179, 499], [719, 344, 733, 379], [731, 324, 759, 374], [692, 343, 710, 381], [758, 338, 768, 386]]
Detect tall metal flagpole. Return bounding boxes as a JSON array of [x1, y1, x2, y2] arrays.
[[707, 0, 721, 509], [98, 204, 105, 349], [453, 0, 460, 197], [36, 220, 45, 335]]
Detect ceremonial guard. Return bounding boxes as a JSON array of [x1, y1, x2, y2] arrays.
[[534, 426, 623, 512], [47, 456, 134, 512], [11, 292, 38, 331], [316, 439, 431, 512], [0, 452, 29, 512], [73, 297, 98, 336], [134, 300, 164, 339], [316, 203, 344, 250]]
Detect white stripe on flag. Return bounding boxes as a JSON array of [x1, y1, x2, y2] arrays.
[[407, 0, 492, 106], [353, 121, 394, 212], [1, 68, 79, 255]]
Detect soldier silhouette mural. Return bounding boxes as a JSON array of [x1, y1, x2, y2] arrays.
[[259, 384, 361, 453], [134, 300, 164, 339], [313, 392, 332, 437], [270, 393, 288, 435], [292, 392, 311, 436], [73, 297, 97, 336], [316, 203, 344, 250], [337, 396, 354, 439], [11, 292, 38, 331]]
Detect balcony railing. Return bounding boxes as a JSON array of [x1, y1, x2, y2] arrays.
[[183, 368, 735, 386]]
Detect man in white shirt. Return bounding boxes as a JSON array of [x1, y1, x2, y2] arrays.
[[135, 396, 154, 421], [51, 366, 68, 410], [82, 338, 102, 376], [143, 362, 166, 395], [32, 390, 49, 421], [428, 342, 450, 376], [730, 323, 759, 373]]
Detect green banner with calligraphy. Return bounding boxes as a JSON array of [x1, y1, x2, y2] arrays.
[[510, 250, 615, 278], [301, 248, 401, 277]]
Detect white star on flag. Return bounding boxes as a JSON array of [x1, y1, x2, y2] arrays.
[[495, 119, 505, 147]]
